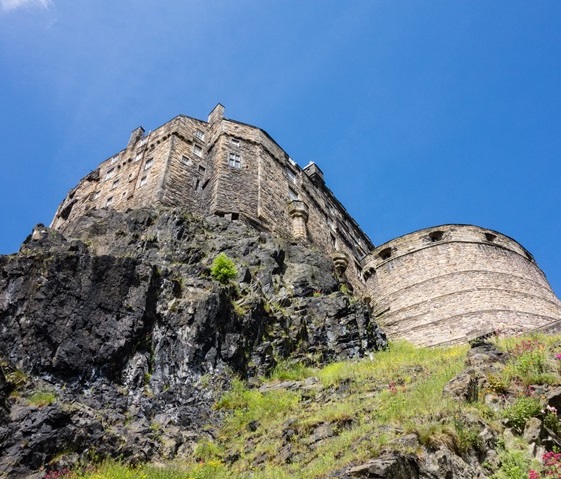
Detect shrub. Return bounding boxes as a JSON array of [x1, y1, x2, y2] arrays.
[[503, 396, 541, 434], [210, 253, 237, 284]]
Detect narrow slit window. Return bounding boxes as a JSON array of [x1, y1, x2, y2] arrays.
[[106, 196, 113, 207], [140, 175, 148, 187]]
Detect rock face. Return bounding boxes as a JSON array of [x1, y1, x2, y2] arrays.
[[0, 207, 386, 477]]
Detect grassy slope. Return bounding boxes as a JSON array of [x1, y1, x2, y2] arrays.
[[50, 334, 561, 479]]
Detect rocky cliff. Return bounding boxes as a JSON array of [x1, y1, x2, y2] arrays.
[[0, 208, 386, 478]]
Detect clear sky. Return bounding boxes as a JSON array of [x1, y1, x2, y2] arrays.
[[1, 1, 561, 294]]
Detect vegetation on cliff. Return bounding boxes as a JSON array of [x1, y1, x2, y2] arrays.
[[40, 333, 561, 478]]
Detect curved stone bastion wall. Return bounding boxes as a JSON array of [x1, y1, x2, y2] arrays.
[[362, 224, 561, 346]]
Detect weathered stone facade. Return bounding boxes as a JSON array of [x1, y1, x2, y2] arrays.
[[362, 225, 561, 346], [52, 105, 371, 292], [51, 105, 561, 345]]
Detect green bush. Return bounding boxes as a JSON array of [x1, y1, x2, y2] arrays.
[[210, 253, 238, 284], [502, 396, 541, 434]]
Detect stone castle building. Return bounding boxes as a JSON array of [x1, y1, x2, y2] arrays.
[[51, 105, 561, 346]]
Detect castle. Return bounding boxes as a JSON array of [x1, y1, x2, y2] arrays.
[[51, 104, 561, 346]]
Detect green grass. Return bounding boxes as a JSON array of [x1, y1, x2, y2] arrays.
[[27, 390, 57, 407], [57, 334, 561, 479]]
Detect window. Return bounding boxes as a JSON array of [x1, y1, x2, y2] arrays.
[[198, 165, 206, 174], [105, 168, 116, 180], [195, 130, 205, 141], [111, 179, 119, 190], [429, 231, 443, 242], [287, 168, 297, 184], [93, 191, 101, 200], [195, 179, 201, 191], [106, 196, 113, 207], [110, 156, 118, 165], [231, 138, 241, 147], [134, 152, 143, 162], [485, 233, 497, 242], [122, 191, 127, 197], [140, 175, 148, 187], [379, 248, 392, 260], [228, 153, 241, 168], [288, 188, 298, 200], [193, 144, 203, 157], [144, 158, 153, 170], [138, 138, 147, 147], [181, 155, 192, 166]]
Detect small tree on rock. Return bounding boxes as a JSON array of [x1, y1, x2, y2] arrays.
[[210, 253, 238, 284]]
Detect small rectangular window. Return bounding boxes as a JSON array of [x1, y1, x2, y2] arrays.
[[289, 188, 298, 200], [111, 179, 119, 190], [134, 152, 143, 162], [140, 175, 148, 186], [110, 156, 118, 165], [93, 191, 101, 200], [106, 196, 113, 206], [105, 168, 116, 180], [144, 158, 153, 170], [287, 168, 297, 184], [231, 138, 241, 147], [193, 144, 203, 157], [195, 130, 205, 141], [228, 153, 241, 168], [198, 165, 206, 174]]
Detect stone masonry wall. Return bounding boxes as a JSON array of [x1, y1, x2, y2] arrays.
[[362, 225, 561, 346], [51, 105, 373, 293]]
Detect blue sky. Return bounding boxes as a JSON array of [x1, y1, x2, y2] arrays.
[[1, 1, 561, 294]]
